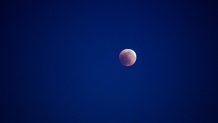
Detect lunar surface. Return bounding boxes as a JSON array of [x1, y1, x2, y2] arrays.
[[119, 49, 137, 67]]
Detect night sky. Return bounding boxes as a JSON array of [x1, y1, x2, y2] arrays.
[[2, 0, 218, 123]]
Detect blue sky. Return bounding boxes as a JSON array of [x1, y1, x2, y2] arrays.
[[2, 0, 218, 123]]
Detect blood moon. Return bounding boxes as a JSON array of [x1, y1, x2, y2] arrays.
[[119, 49, 137, 67]]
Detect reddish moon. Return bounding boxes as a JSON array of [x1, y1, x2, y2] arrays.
[[119, 49, 137, 67]]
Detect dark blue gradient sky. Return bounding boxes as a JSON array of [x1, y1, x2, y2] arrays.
[[2, 0, 218, 123]]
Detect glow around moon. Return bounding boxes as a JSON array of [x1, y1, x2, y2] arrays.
[[119, 49, 137, 67]]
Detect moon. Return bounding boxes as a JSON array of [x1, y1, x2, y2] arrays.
[[119, 49, 137, 67]]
